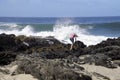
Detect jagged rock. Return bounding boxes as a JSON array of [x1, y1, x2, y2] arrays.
[[92, 38, 120, 49], [0, 34, 30, 52], [0, 34, 87, 59], [1, 33, 120, 79], [0, 52, 16, 65], [14, 55, 92, 80], [90, 46, 120, 60], [83, 37, 120, 61], [84, 54, 117, 68], [0, 33, 16, 51], [0, 33, 120, 68], [73, 41, 86, 50]]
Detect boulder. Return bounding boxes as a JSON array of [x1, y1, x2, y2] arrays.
[[73, 41, 86, 50], [0, 33, 16, 51], [84, 54, 117, 68], [0, 52, 16, 65], [15, 55, 92, 80]]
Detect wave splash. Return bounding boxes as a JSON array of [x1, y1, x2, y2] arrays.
[[0, 23, 109, 46], [53, 24, 108, 46]]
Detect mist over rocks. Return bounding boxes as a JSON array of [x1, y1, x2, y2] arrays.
[[0, 33, 120, 80]]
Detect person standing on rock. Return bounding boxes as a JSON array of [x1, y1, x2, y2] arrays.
[[69, 33, 78, 50]]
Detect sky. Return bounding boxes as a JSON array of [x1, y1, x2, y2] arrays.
[[0, 0, 120, 17]]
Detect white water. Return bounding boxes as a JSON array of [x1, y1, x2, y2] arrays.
[[0, 23, 109, 46], [53, 24, 108, 46]]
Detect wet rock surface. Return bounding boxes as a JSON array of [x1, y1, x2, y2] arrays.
[[0, 34, 120, 80]]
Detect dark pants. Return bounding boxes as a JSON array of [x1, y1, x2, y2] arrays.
[[70, 38, 74, 43]]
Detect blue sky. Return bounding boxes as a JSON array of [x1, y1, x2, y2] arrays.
[[0, 0, 120, 17]]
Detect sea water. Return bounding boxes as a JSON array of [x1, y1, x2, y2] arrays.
[[0, 17, 120, 46]]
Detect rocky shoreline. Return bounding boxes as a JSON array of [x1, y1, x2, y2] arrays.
[[0, 33, 120, 80]]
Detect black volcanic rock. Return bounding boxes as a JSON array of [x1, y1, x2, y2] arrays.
[[0, 52, 16, 65], [84, 54, 117, 68], [73, 41, 86, 49], [90, 46, 120, 60], [15, 54, 92, 80], [0, 33, 120, 68], [1, 33, 120, 80], [0, 33, 16, 51], [92, 38, 120, 49], [85, 38, 120, 60]]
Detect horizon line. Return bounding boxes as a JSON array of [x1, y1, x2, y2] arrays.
[[0, 16, 120, 18]]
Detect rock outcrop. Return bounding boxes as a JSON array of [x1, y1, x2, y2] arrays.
[[0, 33, 120, 80]]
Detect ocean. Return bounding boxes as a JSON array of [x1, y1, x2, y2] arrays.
[[0, 17, 120, 46]]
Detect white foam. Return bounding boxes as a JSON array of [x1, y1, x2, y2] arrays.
[[0, 23, 18, 28], [53, 24, 108, 46], [0, 24, 54, 37], [0, 23, 109, 46]]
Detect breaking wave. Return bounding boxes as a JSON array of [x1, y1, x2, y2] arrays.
[[0, 22, 109, 46]]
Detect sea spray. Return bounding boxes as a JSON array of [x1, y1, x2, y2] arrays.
[[53, 24, 108, 46], [0, 23, 109, 46]]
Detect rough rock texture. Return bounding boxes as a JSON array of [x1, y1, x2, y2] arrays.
[[14, 54, 92, 80], [83, 54, 117, 68], [0, 34, 120, 80], [0, 34, 120, 67], [0, 52, 16, 65], [87, 38, 120, 60]]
